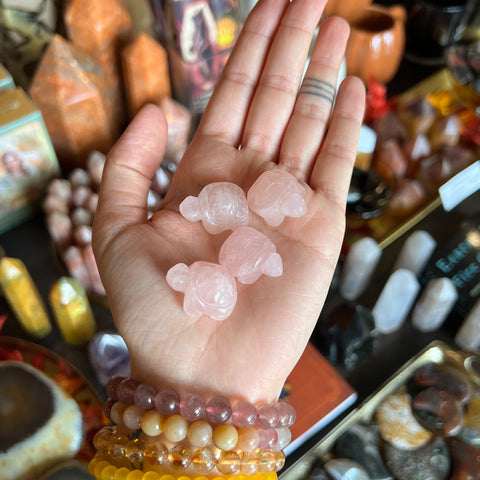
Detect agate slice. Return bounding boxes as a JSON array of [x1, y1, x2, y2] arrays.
[[219, 226, 283, 284], [166, 261, 237, 321], [179, 182, 249, 234], [247, 170, 307, 226]]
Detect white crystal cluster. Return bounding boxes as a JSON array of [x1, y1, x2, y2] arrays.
[[167, 170, 307, 321]]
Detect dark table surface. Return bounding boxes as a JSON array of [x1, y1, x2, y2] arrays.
[[1, 55, 478, 474]]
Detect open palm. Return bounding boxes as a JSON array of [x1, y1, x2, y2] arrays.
[[92, 0, 365, 404]]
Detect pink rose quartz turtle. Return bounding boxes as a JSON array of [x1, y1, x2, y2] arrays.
[[219, 226, 283, 284], [247, 170, 307, 226], [166, 261, 237, 321], [179, 182, 249, 234]]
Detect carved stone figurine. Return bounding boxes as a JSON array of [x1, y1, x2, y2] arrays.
[[247, 169, 307, 226]]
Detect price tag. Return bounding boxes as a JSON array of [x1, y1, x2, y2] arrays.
[[439, 160, 480, 212]]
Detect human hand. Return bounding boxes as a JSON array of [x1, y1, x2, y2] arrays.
[[92, 0, 365, 404]]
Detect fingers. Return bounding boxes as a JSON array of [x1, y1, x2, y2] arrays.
[[240, 0, 327, 158], [93, 104, 167, 256], [197, 0, 290, 145], [279, 16, 350, 178], [310, 76, 365, 208]]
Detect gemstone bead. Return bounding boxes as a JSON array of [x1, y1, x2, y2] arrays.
[[103, 397, 116, 419], [191, 447, 216, 473], [143, 441, 168, 465], [110, 435, 129, 462], [167, 445, 192, 470], [141, 410, 164, 437], [275, 402, 296, 427], [163, 415, 188, 443], [213, 424, 238, 451], [240, 450, 261, 474], [275, 427, 291, 449], [232, 401, 257, 427], [134, 383, 157, 410], [217, 451, 241, 475], [206, 396, 232, 424], [101, 464, 117, 480], [117, 378, 140, 404], [187, 420, 213, 447], [94, 426, 115, 454], [236, 427, 260, 451], [256, 403, 279, 428], [257, 429, 278, 450], [125, 438, 146, 469], [123, 404, 144, 430], [110, 402, 127, 425], [154, 389, 180, 415], [179, 393, 206, 422], [112, 467, 129, 479], [258, 451, 276, 473]]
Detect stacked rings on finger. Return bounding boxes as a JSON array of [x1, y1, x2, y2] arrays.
[[89, 376, 296, 479]]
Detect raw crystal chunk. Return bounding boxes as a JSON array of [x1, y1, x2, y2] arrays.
[[247, 170, 307, 226], [180, 182, 249, 234], [411, 277, 458, 332], [372, 268, 420, 334], [166, 261, 237, 321], [393, 230, 437, 276], [340, 237, 382, 301], [219, 226, 282, 284]]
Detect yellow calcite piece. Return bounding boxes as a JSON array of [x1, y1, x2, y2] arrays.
[[49, 277, 96, 345], [0, 257, 52, 338]]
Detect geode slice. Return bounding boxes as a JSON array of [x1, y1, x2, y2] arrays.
[[0, 361, 83, 480]]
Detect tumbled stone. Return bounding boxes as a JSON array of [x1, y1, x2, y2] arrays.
[[29, 35, 116, 168], [455, 297, 480, 351], [447, 437, 480, 480], [335, 421, 393, 480], [340, 237, 382, 301], [412, 387, 464, 436], [460, 396, 480, 446], [87, 331, 131, 385], [393, 230, 437, 277], [376, 393, 432, 450], [324, 458, 371, 480], [413, 363, 472, 404], [411, 277, 458, 332], [121, 33, 171, 117], [372, 269, 420, 334], [383, 435, 450, 480]]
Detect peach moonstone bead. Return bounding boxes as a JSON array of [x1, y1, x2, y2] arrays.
[[219, 226, 283, 284], [247, 170, 307, 226], [166, 261, 237, 321], [179, 182, 249, 234]]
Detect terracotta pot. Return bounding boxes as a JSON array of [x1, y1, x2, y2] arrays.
[[344, 4, 406, 84], [323, 0, 373, 20]]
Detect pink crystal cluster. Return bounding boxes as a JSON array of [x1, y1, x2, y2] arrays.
[[167, 170, 307, 320]]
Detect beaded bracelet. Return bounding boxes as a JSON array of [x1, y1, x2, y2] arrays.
[[89, 454, 279, 480], [106, 377, 296, 429], [105, 401, 292, 451], [93, 424, 286, 476]]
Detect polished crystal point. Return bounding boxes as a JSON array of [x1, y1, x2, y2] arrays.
[[411, 277, 458, 332], [372, 269, 420, 334], [49, 277, 96, 346], [0, 257, 52, 338], [340, 237, 382, 301], [393, 230, 437, 276], [455, 298, 480, 351], [247, 170, 307, 226], [180, 182, 249, 234], [219, 226, 282, 284], [166, 261, 237, 321]]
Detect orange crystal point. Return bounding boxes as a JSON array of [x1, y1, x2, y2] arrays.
[[122, 33, 171, 117], [64, 0, 132, 52], [29, 35, 116, 168]]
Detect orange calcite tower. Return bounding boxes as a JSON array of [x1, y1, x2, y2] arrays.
[[121, 33, 171, 117], [64, 0, 132, 131], [29, 35, 116, 169]]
